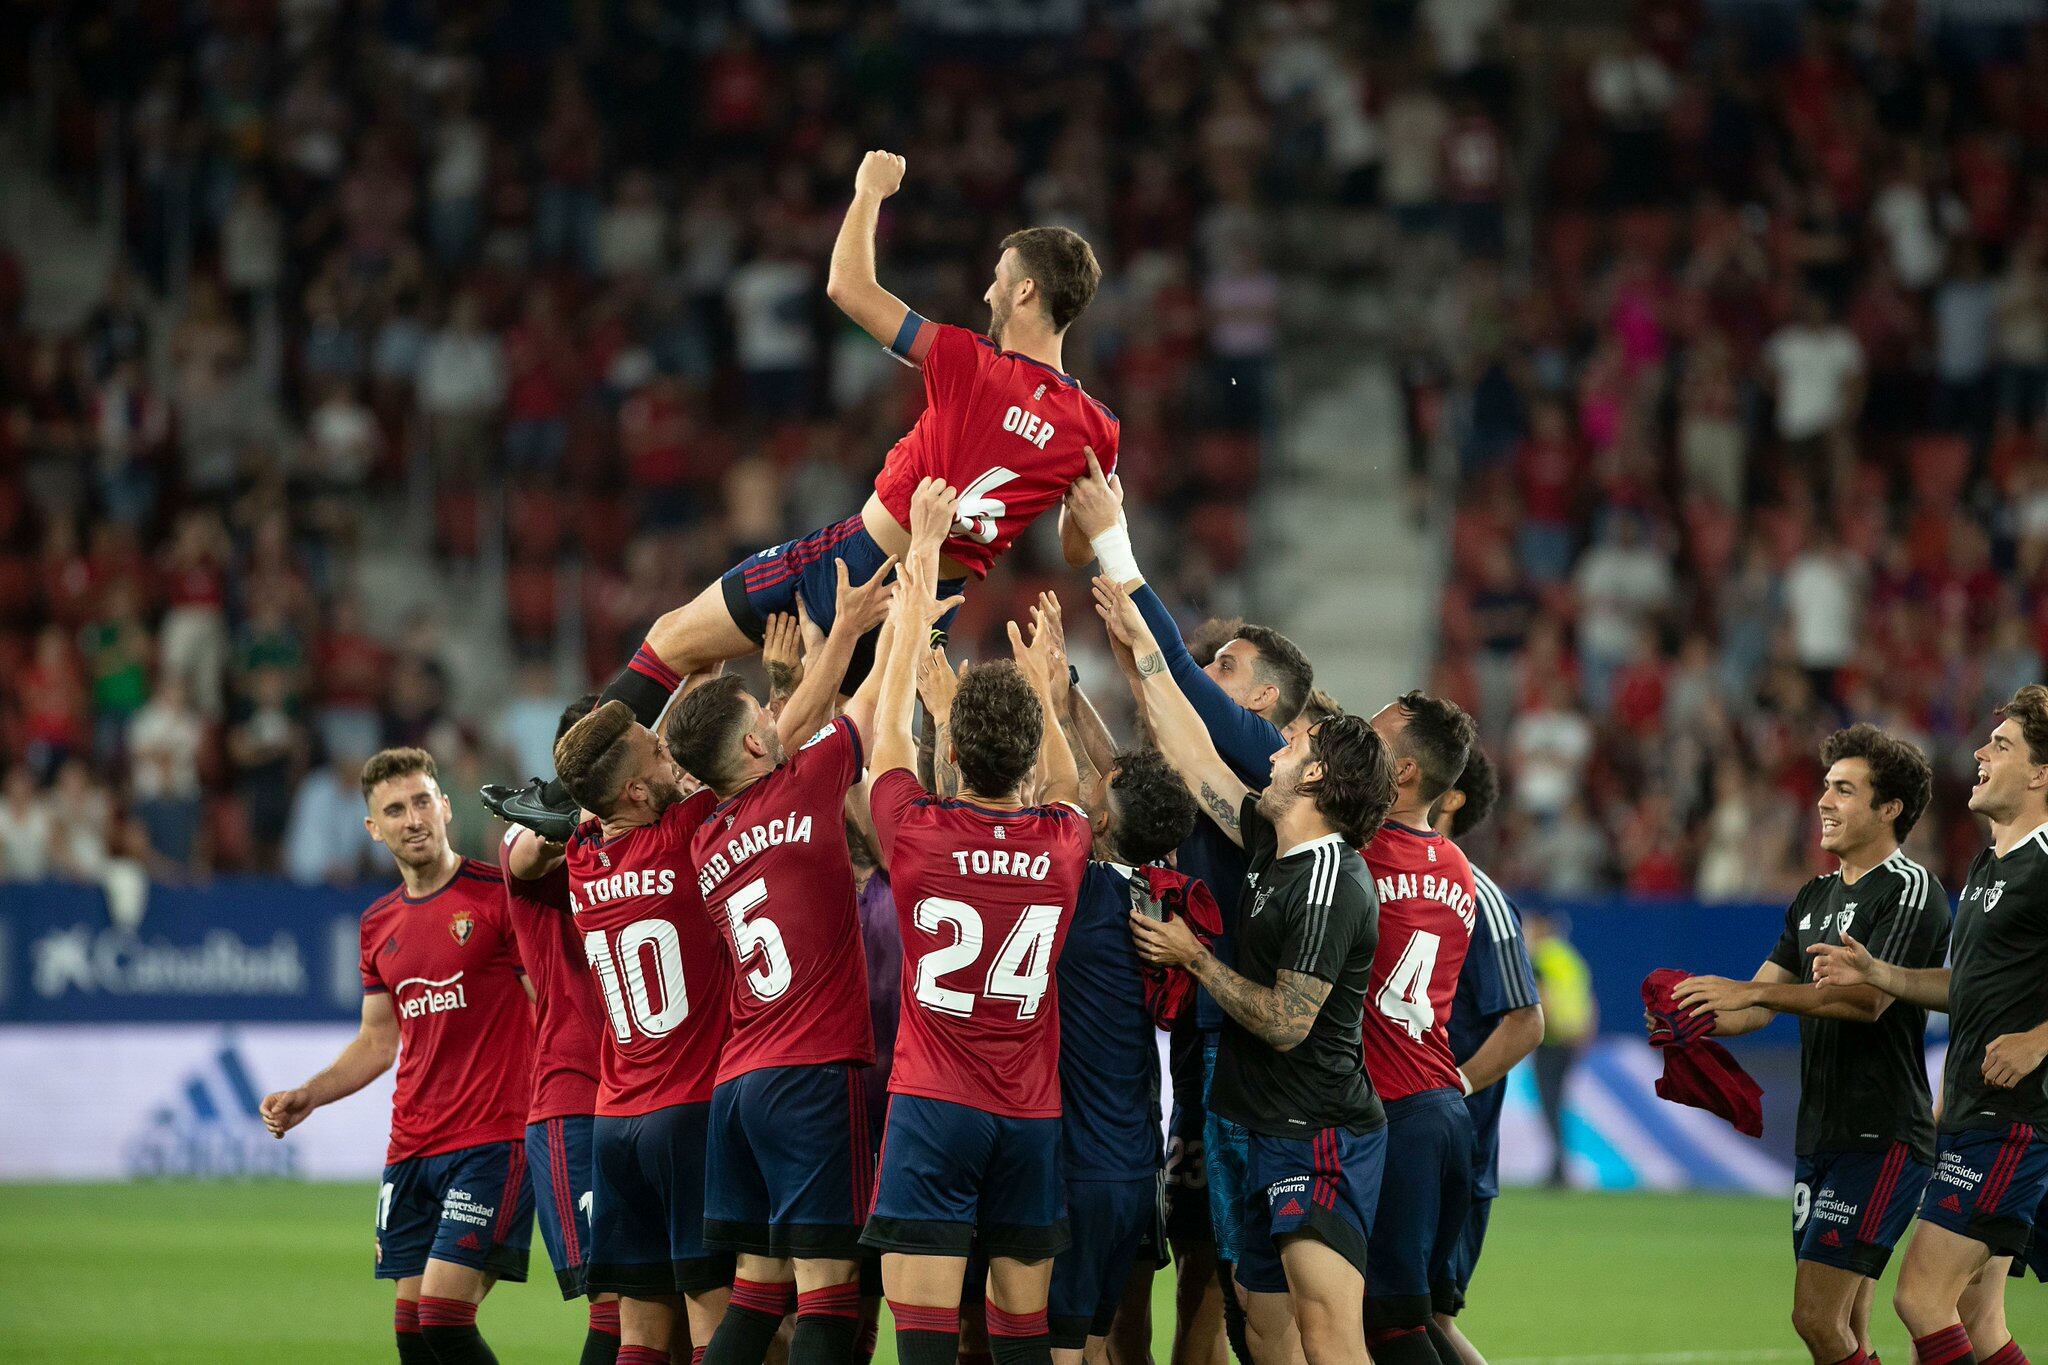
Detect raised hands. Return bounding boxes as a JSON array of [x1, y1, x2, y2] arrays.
[[917, 644, 966, 724], [855, 150, 907, 199], [761, 613, 804, 703], [835, 554, 899, 639], [1062, 446, 1125, 542]]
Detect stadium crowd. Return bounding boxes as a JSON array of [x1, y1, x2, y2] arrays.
[[1387, 0, 2048, 897], [0, 4, 1272, 883]]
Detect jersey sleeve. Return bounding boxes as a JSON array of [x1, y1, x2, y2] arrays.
[[1468, 875, 1540, 1019], [791, 715, 864, 793], [1768, 889, 1808, 975], [869, 768, 929, 861], [1867, 867, 1949, 969], [1132, 583, 1282, 784], [359, 914, 385, 993], [1277, 860, 1362, 984], [893, 317, 982, 411]]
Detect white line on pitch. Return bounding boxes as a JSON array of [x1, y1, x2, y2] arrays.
[[1495, 1352, 1809, 1365]]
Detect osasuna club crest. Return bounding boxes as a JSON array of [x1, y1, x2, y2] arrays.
[[1985, 881, 2007, 913], [449, 910, 475, 945]]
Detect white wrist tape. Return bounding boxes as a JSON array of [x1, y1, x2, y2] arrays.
[[1090, 523, 1141, 584], [1457, 1068, 1475, 1097]]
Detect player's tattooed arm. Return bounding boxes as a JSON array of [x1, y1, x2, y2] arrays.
[[1094, 575, 1248, 844], [915, 645, 965, 798], [1190, 958, 1330, 1052]]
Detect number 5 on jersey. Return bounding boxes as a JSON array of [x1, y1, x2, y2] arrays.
[[722, 876, 794, 1002], [912, 896, 1059, 1019]]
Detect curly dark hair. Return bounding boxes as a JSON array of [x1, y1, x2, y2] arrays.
[[1000, 226, 1101, 331], [952, 661, 1043, 799], [1187, 617, 1245, 668], [1234, 624, 1315, 729], [1819, 723, 1934, 841], [556, 692, 599, 744], [663, 675, 755, 794], [1301, 714, 1397, 848], [1998, 685, 2048, 766], [1107, 747, 1200, 866], [1445, 746, 1500, 841], [1393, 690, 1478, 803]]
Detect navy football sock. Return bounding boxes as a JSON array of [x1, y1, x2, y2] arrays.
[[581, 1300, 621, 1365], [791, 1283, 861, 1365], [1366, 1326, 1441, 1365], [417, 1296, 498, 1365], [1425, 1319, 1462, 1364], [702, 1279, 793, 1365], [601, 643, 683, 730], [395, 1299, 436, 1365], [888, 1302, 960, 1365]]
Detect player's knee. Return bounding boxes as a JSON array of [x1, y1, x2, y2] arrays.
[[1789, 1296, 1848, 1351], [1891, 1273, 1950, 1335]]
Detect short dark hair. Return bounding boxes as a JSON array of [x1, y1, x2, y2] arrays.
[[1447, 746, 1500, 840], [1233, 625, 1314, 729], [1295, 688, 1342, 731], [362, 747, 436, 800], [1998, 685, 2048, 766], [1301, 714, 1397, 847], [952, 661, 1042, 798], [1108, 747, 1200, 866], [663, 675, 754, 793], [1819, 723, 1934, 840], [1000, 226, 1101, 331], [1393, 690, 1477, 803], [554, 700, 642, 817], [556, 692, 599, 743]]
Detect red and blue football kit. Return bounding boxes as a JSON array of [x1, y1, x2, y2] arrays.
[[500, 830, 605, 1296], [359, 857, 536, 1282], [692, 715, 878, 1257], [719, 318, 1119, 659], [565, 791, 736, 1297], [1358, 822, 1479, 1332], [861, 767, 1092, 1259]]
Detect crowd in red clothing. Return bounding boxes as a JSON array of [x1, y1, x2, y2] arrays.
[[0, 5, 1275, 882], [1408, 1, 2048, 896]]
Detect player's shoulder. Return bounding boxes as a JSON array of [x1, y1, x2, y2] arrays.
[[1876, 848, 1945, 913], [1469, 862, 1522, 937], [361, 883, 406, 926]]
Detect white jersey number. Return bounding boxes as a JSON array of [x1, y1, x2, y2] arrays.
[[723, 876, 794, 1003], [584, 919, 692, 1041], [911, 896, 1059, 1020], [953, 466, 1020, 544], [1374, 930, 1442, 1042]]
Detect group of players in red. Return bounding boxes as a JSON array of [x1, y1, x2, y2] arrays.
[[254, 147, 2048, 1365]]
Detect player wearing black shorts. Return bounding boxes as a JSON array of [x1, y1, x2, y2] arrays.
[[1814, 689, 2048, 1365], [1677, 725, 1945, 1365], [1101, 576, 1396, 1365]]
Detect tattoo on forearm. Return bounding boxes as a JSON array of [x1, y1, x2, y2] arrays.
[[1136, 650, 1167, 678], [1188, 957, 1329, 1050], [932, 721, 961, 798], [1198, 782, 1241, 832]]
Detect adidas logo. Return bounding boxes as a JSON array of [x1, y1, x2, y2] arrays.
[[1820, 1229, 1843, 1247], [1942, 1194, 1963, 1213], [123, 1035, 298, 1179], [1277, 1198, 1304, 1218], [458, 1232, 483, 1251]]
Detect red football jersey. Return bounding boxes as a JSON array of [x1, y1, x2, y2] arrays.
[[359, 859, 536, 1163], [565, 791, 732, 1119], [868, 768, 1092, 1118], [499, 830, 603, 1123], [693, 716, 875, 1084], [874, 319, 1120, 577], [1359, 823, 1477, 1102]]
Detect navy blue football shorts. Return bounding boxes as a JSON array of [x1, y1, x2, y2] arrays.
[[1919, 1123, 2048, 1259], [1367, 1089, 1475, 1326], [376, 1139, 533, 1283], [1793, 1143, 1931, 1278], [1235, 1124, 1386, 1296], [862, 1094, 1068, 1261], [527, 1115, 595, 1297], [588, 1102, 734, 1297], [1050, 1175, 1161, 1348], [1440, 1196, 1491, 1312], [706, 1062, 875, 1259]]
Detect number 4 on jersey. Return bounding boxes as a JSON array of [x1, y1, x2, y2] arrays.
[[1376, 930, 1441, 1042]]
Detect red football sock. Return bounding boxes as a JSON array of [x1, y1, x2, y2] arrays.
[[616, 1348, 669, 1365], [1982, 1342, 2030, 1365], [1911, 1326, 1973, 1365], [984, 1304, 1049, 1365], [589, 1302, 621, 1337], [394, 1297, 434, 1363], [1823, 1352, 1867, 1365], [691, 1350, 706, 1365]]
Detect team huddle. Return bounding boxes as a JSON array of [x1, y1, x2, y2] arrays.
[[254, 150, 2048, 1365]]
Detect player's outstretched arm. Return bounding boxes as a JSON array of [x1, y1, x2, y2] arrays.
[[874, 558, 963, 779], [1094, 574, 1249, 845], [1808, 932, 1951, 1010], [827, 151, 917, 347], [259, 992, 400, 1138], [1032, 592, 1105, 799], [1010, 606, 1081, 808], [761, 612, 804, 712], [1130, 906, 1330, 1052], [777, 555, 896, 754], [505, 826, 566, 880], [915, 644, 965, 799]]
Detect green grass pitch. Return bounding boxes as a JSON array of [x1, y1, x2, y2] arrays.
[[3, 1184, 2046, 1362]]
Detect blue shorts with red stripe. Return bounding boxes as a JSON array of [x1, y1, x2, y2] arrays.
[[1919, 1123, 2048, 1258], [375, 1139, 533, 1283], [862, 1094, 1068, 1261], [589, 1102, 735, 1297], [1234, 1123, 1386, 1296], [1792, 1143, 1930, 1278], [720, 517, 964, 679], [706, 1062, 875, 1259], [1368, 1089, 1475, 1324], [527, 1115, 595, 1298]]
